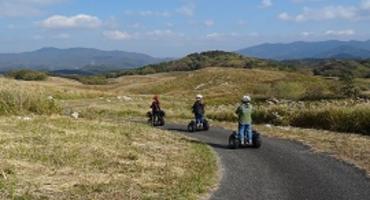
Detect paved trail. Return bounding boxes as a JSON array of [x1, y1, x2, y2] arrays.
[[163, 124, 370, 200]]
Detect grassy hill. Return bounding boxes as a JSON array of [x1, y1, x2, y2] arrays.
[[111, 50, 370, 80], [121, 67, 339, 103], [116, 51, 285, 76]]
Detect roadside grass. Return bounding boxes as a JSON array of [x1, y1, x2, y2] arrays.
[[0, 116, 217, 199], [206, 102, 370, 135]]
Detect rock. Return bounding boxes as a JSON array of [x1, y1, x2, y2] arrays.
[[195, 83, 206, 90], [17, 116, 32, 121], [23, 117, 32, 121], [71, 112, 79, 119], [47, 96, 54, 100], [122, 96, 133, 101]]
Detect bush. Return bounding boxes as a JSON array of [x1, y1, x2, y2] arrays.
[[6, 69, 48, 81], [0, 88, 61, 115], [291, 107, 370, 135]]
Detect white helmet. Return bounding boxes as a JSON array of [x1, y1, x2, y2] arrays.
[[196, 94, 203, 100], [242, 95, 251, 102]]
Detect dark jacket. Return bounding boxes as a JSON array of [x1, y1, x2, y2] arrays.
[[192, 101, 205, 115], [151, 100, 161, 112]]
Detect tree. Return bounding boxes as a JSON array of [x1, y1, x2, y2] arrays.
[[339, 73, 360, 98]]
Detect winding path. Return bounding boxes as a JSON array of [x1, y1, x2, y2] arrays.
[[163, 124, 370, 200]]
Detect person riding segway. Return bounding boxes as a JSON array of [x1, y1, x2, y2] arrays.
[[188, 94, 209, 132], [228, 95, 261, 148], [148, 95, 165, 126]]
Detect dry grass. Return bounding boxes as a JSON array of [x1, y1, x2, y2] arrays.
[[0, 77, 113, 100], [0, 116, 217, 199], [118, 67, 337, 103]]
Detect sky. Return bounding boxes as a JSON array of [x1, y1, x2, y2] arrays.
[[0, 0, 370, 57]]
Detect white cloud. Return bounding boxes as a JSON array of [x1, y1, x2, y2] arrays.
[[52, 33, 70, 39], [278, 12, 292, 20], [301, 31, 314, 37], [124, 10, 170, 17], [324, 29, 355, 36], [279, 0, 370, 22], [361, 0, 370, 10], [204, 19, 214, 27], [261, 0, 272, 8], [103, 30, 131, 40], [278, 6, 358, 22], [0, 0, 65, 17], [237, 20, 247, 26], [40, 14, 102, 29], [177, 4, 195, 16], [146, 29, 179, 37], [206, 32, 223, 39]]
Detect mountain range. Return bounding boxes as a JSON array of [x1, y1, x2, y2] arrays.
[[1, 40, 370, 75], [0, 47, 166, 74], [237, 40, 370, 60]]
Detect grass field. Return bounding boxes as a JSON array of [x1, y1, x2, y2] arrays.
[[0, 66, 369, 198], [0, 77, 218, 199]]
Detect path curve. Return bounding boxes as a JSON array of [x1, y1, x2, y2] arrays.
[[163, 124, 370, 200]]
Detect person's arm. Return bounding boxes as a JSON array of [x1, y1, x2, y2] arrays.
[[235, 106, 240, 115]]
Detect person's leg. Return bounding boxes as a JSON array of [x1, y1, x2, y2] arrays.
[[239, 123, 245, 145], [195, 114, 200, 124], [199, 113, 204, 124], [154, 111, 158, 123], [246, 124, 253, 144]]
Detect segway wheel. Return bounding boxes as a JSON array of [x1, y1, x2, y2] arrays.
[[228, 133, 240, 149], [203, 119, 209, 131], [188, 121, 196, 132], [252, 132, 262, 148], [159, 118, 165, 126]]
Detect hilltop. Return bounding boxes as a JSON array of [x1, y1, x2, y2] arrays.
[[117, 51, 284, 76]]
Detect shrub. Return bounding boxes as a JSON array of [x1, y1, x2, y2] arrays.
[[290, 106, 370, 135], [6, 69, 48, 81]]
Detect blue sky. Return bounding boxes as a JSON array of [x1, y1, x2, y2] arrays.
[[0, 0, 369, 57]]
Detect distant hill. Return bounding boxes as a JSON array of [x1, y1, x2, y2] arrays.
[[282, 59, 370, 78], [0, 47, 166, 74], [115, 50, 370, 79], [238, 40, 370, 60], [118, 51, 286, 76]]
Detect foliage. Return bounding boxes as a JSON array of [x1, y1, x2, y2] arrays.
[[339, 74, 361, 98], [283, 59, 370, 78], [5, 69, 48, 81]]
